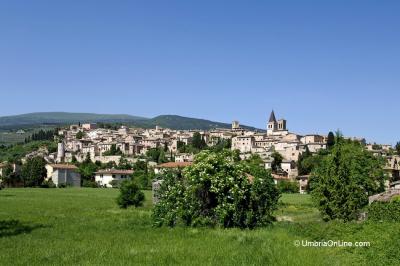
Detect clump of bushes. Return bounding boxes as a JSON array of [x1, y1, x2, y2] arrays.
[[153, 150, 280, 229], [368, 200, 400, 222], [82, 180, 100, 188], [41, 180, 56, 188], [277, 180, 298, 193], [117, 180, 145, 208]]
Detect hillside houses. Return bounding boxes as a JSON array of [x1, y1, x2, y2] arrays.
[[4, 109, 395, 193]]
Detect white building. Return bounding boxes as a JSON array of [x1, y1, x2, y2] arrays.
[[95, 169, 133, 188]]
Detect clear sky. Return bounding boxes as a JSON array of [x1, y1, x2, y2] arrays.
[[0, 1, 399, 144]]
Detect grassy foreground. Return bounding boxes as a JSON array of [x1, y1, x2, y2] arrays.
[[0, 189, 399, 265]]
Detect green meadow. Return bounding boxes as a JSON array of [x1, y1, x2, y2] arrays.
[[0, 189, 399, 265]]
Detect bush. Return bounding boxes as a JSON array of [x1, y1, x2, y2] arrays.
[[277, 180, 298, 193], [368, 201, 400, 222], [109, 180, 120, 188], [58, 183, 67, 188], [117, 180, 145, 208], [82, 180, 100, 188], [153, 150, 280, 229], [41, 180, 56, 188]]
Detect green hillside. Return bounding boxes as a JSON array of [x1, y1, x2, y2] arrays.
[[0, 112, 261, 131]]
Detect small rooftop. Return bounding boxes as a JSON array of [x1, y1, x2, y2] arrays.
[[156, 162, 192, 168], [95, 169, 134, 175], [47, 164, 78, 170]]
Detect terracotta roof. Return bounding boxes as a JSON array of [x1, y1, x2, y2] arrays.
[[272, 174, 290, 180], [48, 164, 78, 170], [156, 162, 192, 168], [95, 169, 134, 175]]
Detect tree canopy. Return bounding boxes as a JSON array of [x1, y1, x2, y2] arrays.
[[153, 150, 280, 229], [21, 157, 47, 187], [310, 137, 386, 221]]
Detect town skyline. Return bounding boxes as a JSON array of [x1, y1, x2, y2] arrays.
[[0, 110, 396, 145]]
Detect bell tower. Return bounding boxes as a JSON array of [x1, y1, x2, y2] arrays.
[[267, 110, 277, 135]]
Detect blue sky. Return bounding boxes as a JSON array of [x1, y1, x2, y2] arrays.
[[0, 1, 399, 144]]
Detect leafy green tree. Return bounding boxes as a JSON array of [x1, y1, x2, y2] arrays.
[[153, 150, 279, 228], [21, 157, 46, 187], [271, 152, 283, 172], [117, 157, 132, 170], [146, 148, 160, 162], [103, 144, 122, 156], [395, 141, 400, 155], [277, 180, 298, 193], [76, 131, 84, 139], [192, 132, 206, 150], [117, 180, 145, 208], [77, 154, 98, 185], [327, 131, 335, 149], [209, 138, 231, 152], [310, 136, 386, 221], [1, 163, 22, 187]]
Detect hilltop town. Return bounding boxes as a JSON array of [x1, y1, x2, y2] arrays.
[[2, 110, 398, 192]]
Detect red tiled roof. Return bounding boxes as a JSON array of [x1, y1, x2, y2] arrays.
[[48, 164, 78, 170], [156, 162, 192, 168], [95, 169, 134, 175], [272, 174, 290, 180]]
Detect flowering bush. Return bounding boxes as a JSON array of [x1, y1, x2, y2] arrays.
[[152, 150, 280, 229]]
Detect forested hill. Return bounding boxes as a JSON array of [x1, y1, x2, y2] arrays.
[[0, 112, 262, 131]]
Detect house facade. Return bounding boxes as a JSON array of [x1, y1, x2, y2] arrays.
[[45, 164, 81, 187], [95, 169, 133, 188]]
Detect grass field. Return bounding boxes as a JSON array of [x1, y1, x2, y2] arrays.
[[0, 189, 399, 265]]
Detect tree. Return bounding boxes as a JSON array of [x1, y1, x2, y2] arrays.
[[77, 153, 98, 186], [277, 180, 298, 193], [209, 138, 231, 152], [297, 147, 325, 175], [192, 132, 206, 150], [1, 163, 22, 187], [396, 141, 400, 155], [76, 131, 84, 139], [327, 131, 335, 149], [310, 136, 386, 221], [103, 144, 122, 156], [153, 150, 280, 228], [117, 180, 145, 208], [271, 152, 283, 172], [21, 157, 46, 187]]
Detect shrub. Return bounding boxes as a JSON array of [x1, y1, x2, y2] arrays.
[[82, 180, 100, 188], [117, 180, 145, 208], [277, 180, 298, 193], [109, 180, 120, 188], [368, 201, 400, 222], [153, 150, 280, 229], [41, 180, 56, 188], [58, 183, 67, 188]]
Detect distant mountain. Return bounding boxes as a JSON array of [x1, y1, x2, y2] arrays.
[[0, 112, 147, 128], [0, 112, 262, 131]]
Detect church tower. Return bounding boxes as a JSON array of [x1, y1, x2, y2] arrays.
[[267, 110, 288, 136], [267, 110, 277, 135]]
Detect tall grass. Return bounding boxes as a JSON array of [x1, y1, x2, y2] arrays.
[[0, 189, 398, 265]]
